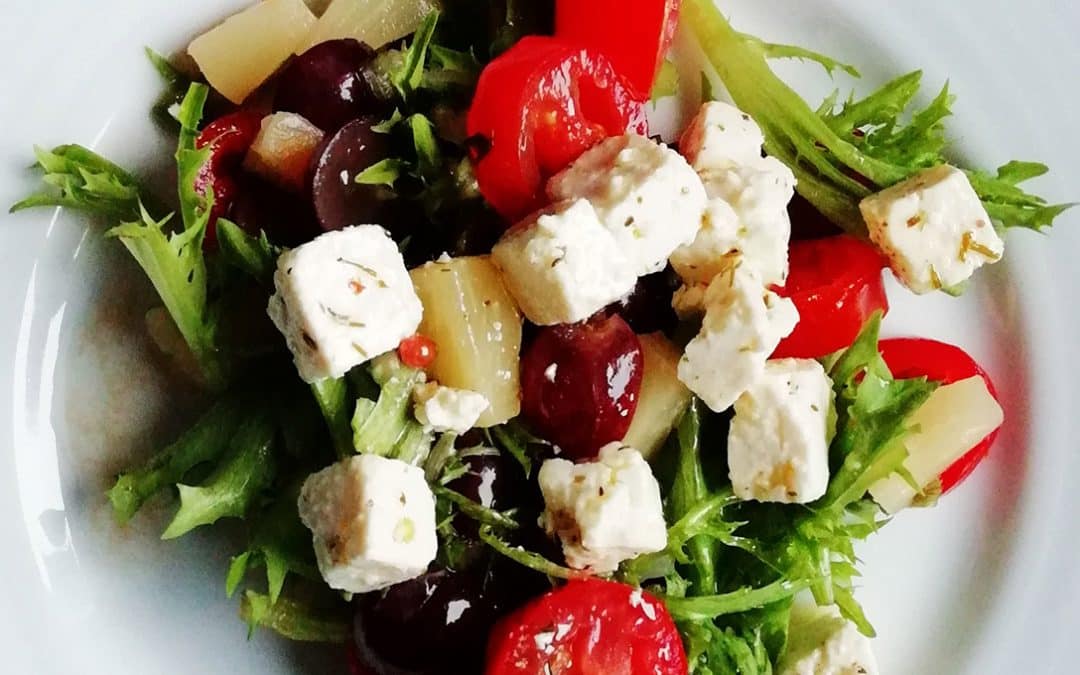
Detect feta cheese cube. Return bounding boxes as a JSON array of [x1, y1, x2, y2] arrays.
[[671, 157, 795, 287], [298, 454, 437, 593], [267, 225, 423, 383], [728, 359, 833, 504], [780, 604, 878, 675], [412, 383, 490, 434], [491, 199, 636, 326], [677, 265, 799, 413], [538, 443, 667, 572], [860, 165, 1004, 294], [547, 134, 707, 276], [678, 101, 766, 172]]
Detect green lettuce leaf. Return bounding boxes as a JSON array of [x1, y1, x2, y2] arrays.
[[106, 395, 244, 524], [162, 410, 277, 539], [684, 0, 1071, 233], [240, 591, 350, 643], [215, 218, 279, 285], [310, 377, 354, 460]]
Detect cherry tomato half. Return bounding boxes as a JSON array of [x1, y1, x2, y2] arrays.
[[194, 110, 262, 247], [772, 235, 889, 359], [467, 36, 648, 221], [879, 338, 1002, 493], [485, 578, 688, 675], [555, 0, 681, 99]]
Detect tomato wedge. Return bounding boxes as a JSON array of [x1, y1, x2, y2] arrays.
[[486, 578, 687, 675], [194, 110, 262, 246], [467, 36, 648, 221], [879, 338, 1002, 493], [772, 235, 889, 359], [555, 0, 681, 98]]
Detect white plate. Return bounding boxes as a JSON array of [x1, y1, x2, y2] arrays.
[[1, 1, 1078, 673]]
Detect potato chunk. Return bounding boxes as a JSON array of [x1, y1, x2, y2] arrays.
[[410, 256, 522, 427]]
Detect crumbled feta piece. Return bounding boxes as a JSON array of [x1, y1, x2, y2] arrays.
[[860, 164, 1004, 294], [412, 383, 490, 434], [677, 264, 799, 413], [491, 199, 636, 325], [671, 157, 795, 287], [547, 134, 706, 276], [728, 359, 833, 504], [537, 443, 667, 573], [671, 281, 710, 319], [298, 454, 437, 593], [678, 101, 766, 172], [780, 604, 879, 675], [267, 225, 423, 383]]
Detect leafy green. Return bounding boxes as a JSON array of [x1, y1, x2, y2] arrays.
[[162, 410, 277, 539], [11, 144, 153, 220], [352, 355, 426, 457], [684, 0, 1071, 233], [433, 485, 520, 530], [107, 396, 244, 524], [215, 218, 279, 284], [146, 47, 192, 130], [240, 591, 350, 643], [355, 158, 409, 187], [310, 377, 354, 460], [478, 526, 581, 580], [651, 60, 680, 104], [391, 10, 440, 100], [669, 402, 720, 595]]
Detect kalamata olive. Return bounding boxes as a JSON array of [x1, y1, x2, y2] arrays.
[[230, 173, 321, 247], [275, 39, 386, 132], [520, 314, 644, 460], [352, 567, 526, 675], [310, 117, 398, 232], [788, 193, 842, 241], [446, 451, 531, 538], [610, 268, 680, 334], [193, 110, 263, 247]]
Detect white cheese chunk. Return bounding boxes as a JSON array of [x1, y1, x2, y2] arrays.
[[671, 157, 795, 287], [491, 199, 636, 326], [546, 134, 707, 276], [298, 454, 437, 593], [728, 359, 833, 504], [679, 101, 767, 172], [538, 443, 667, 573], [671, 281, 710, 320], [780, 604, 879, 675], [860, 165, 1004, 294], [869, 374, 1003, 513], [677, 265, 799, 412], [267, 225, 423, 383], [412, 383, 490, 434]]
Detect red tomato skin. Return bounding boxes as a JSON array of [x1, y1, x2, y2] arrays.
[[555, 0, 682, 98], [485, 578, 688, 675], [772, 235, 889, 359], [398, 334, 438, 370], [467, 37, 648, 221], [879, 337, 1002, 493], [194, 110, 263, 247]]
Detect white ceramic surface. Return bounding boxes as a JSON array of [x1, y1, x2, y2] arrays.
[[1, 1, 1078, 673]]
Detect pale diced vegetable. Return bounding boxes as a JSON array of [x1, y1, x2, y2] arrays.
[[869, 375, 1003, 513], [188, 0, 316, 104], [243, 112, 325, 191], [622, 333, 693, 459], [410, 256, 523, 427], [300, 0, 437, 52]]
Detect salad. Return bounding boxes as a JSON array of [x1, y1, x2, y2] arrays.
[[11, 0, 1071, 673]]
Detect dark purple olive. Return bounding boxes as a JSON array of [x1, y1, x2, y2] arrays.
[[788, 193, 842, 241], [310, 117, 400, 232], [445, 452, 530, 538], [274, 39, 386, 132], [609, 268, 681, 334], [353, 568, 509, 675], [230, 173, 321, 247]]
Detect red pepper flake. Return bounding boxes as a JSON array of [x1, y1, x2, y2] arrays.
[[399, 334, 438, 369], [349, 279, 365, 295]]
